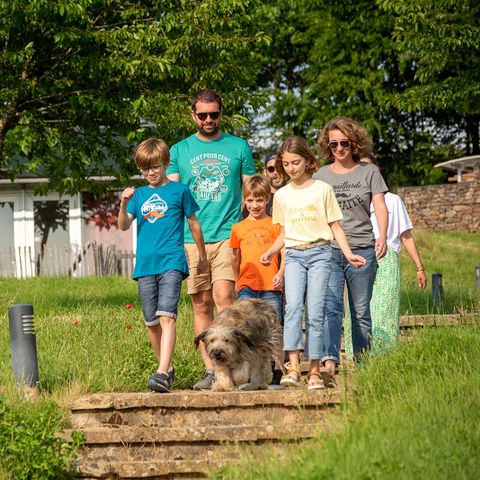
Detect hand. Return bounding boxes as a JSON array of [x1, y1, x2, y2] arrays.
[[272, 272, 284, 290], [121, 187, 135, 203], [197, 257, 209, 273], [260, 251, 273, 266], [417, 270, 427, 290], [375, 238, 387, 259], [346, 254, 367, 268]]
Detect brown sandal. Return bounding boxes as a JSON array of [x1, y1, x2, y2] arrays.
[[280, 368, 302, 388], [307, 372, 325, 390]]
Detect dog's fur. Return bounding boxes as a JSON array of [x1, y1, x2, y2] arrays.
[[194, 299, 283, 392]]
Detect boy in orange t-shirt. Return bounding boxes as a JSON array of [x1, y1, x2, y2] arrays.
[[230, 175, 285, 383]]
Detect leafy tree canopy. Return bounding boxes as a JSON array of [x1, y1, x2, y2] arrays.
[[254, 0, 479, 186], [0, 0, 271, 194]]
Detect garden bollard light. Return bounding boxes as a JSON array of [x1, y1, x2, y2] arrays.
[[432, 273, 443, 306], [8, 304, 39, 394], [476, 265, 480, 290]]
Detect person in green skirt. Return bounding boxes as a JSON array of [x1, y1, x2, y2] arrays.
[[344, 157, 427, 358]]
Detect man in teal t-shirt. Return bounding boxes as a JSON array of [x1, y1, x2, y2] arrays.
[[167, 89, 255, 390]]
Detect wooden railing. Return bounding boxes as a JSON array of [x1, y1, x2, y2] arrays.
[[0, 242, 135, 278]]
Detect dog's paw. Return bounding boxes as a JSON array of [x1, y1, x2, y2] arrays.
[[239, 382, 268, 391]]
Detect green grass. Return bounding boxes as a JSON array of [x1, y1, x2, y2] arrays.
[[399, 230, 480, 314], [0, 231, 478, 404], [215, 320, 480, 479], [0, 277, 204, 405]]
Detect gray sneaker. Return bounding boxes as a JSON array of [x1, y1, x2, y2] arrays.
[[193, 370, 215, 390]]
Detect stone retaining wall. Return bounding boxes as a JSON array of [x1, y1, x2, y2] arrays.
[[398, 176, 480, 233]]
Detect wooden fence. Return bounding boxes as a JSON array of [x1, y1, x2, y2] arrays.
[[0, 242, 135, 278]]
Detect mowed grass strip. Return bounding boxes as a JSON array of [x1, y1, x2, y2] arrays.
[[215, 319, 480, 479]]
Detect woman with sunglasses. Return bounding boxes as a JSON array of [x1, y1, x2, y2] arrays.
[[313, 117, 388, 384]]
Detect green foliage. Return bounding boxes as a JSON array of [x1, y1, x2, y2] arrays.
[[216, 321, 480, 479], [0, 0, 272, 194], [0, 397, 83, 479], [254, 0, 478, 186]]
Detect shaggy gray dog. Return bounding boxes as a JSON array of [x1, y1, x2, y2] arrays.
[[194, 299, 283, 392]]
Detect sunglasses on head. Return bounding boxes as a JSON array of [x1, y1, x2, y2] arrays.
[[328, 140, 351, 150], [195, 111, 221, 121], [266, 166, 276, 173]]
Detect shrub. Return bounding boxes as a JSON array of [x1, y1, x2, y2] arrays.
[[0, 397, 83, 479]]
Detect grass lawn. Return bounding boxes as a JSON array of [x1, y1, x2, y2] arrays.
[[215, 320, 480, 479], [0, 231, 478, 479]]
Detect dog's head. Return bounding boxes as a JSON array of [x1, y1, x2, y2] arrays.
[[194, 324, 254, 366]]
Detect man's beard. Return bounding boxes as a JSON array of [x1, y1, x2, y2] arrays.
[[198, 123, 220, 137]]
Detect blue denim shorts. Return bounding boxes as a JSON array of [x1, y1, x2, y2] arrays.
[[237, 287, 284, 325], [137, 270, 184, 326]]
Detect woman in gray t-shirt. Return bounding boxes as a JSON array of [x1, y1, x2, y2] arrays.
[[313, 117, 388, 386]]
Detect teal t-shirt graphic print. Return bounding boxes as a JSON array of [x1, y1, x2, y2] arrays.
[[126, 182, 199, 279], [168, 133, 255, 243]]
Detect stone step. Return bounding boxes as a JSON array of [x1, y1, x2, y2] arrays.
[[68, 390, 339, 479], [70, 389, 341, 429]]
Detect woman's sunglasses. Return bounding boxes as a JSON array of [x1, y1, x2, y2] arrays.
[[328, 140, 351, 150], [195, 111, 221, 121], [266, 166, 276, 173]]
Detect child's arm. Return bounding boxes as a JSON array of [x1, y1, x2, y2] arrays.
[[187, 214, 208, 273], [272, 247, 285, 289], [329, 221, 367, 268], [372, 192, 388, 259], [400, 230, 427, 289], [118, 187, 135, 231], [260, 228, 285, 266], [231, 248, 241, 285]]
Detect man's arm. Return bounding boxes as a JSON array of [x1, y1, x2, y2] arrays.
[[186, 213, 208, 272], [167, 173, 180, 182]]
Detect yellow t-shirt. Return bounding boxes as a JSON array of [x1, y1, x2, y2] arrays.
[[272, 180, 343, 248]]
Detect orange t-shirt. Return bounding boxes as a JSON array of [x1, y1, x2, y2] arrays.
[[229, 217, 282, 292]]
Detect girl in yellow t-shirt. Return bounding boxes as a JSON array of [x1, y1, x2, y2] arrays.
[[260, 136, 365, 390]]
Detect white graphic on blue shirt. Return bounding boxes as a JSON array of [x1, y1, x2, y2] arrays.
[[191, 160, 230, 202], [141, 193, 168, 223]]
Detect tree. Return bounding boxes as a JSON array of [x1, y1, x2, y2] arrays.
[[253, 0, 469, 186], [0, 0, 271, 194], [380, 0, 480, 154]]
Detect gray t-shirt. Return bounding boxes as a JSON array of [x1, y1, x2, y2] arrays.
[[313, 162, 388, 249]]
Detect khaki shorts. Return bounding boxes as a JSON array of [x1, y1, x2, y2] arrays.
[[184, 239, 235, 294]]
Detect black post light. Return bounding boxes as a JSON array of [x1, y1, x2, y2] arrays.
[[8, 304, 39, 394], [432, 273, 444, 307]]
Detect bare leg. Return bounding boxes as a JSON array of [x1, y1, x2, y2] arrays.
[[191, 289, 215, 370], [147, 323, 162, 362], [158, 316, 176, 374], [212, 279, 235, 312]]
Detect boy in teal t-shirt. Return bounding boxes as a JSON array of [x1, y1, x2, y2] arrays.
[[119, 138, 207, 393]]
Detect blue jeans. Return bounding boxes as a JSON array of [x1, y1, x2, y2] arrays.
[[237, 287, 283, 325], [283, 244, 332, 359], [137, 270, 184, 326], [323, 247, 377, 363]]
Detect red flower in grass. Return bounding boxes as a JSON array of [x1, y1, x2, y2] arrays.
[[127, 325, 133, 329], [73, 320, 78, 325], [125, 303, 133, 309]]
